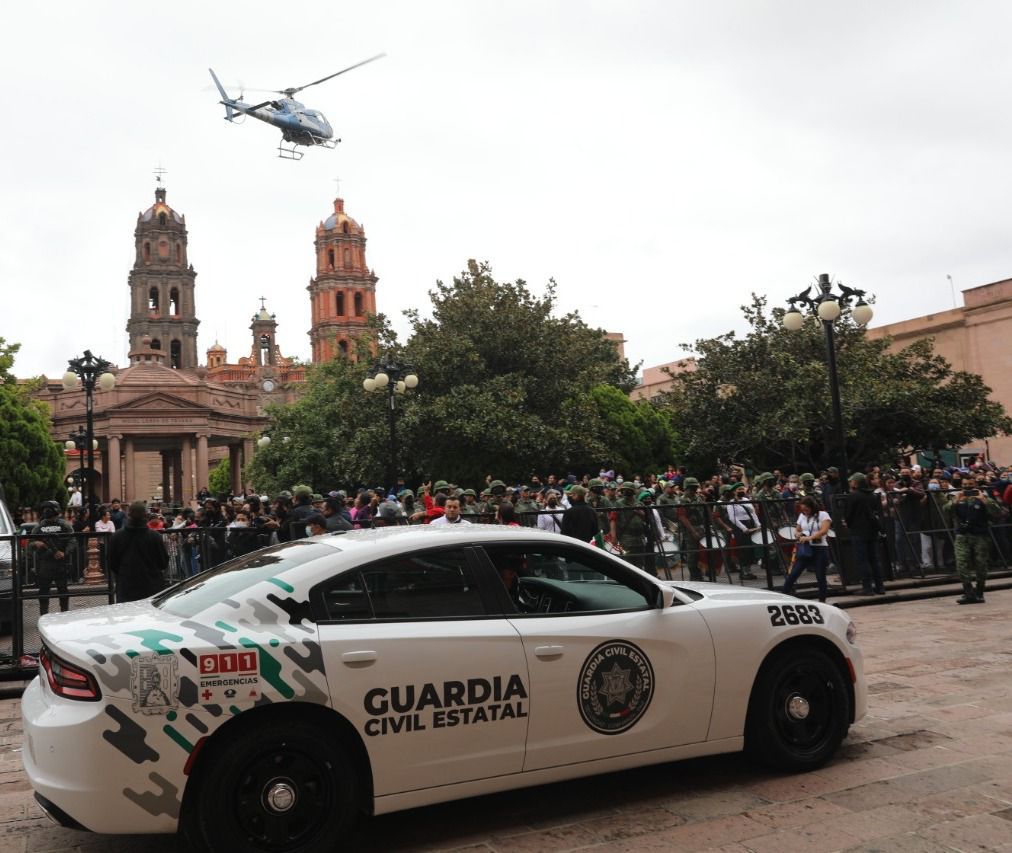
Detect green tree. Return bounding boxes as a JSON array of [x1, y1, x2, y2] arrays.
[[207, 458, 231, 497], [577, 385, 679, 477], [658, 296, 1012, 474], [0, 339, 66, 508], [399, 260, 637, 485]]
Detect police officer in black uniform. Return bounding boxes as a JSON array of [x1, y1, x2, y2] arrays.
[[30, 501, 76, 615]]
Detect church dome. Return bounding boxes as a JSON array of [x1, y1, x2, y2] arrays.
[[207, 341, 226, 353], [140, 187, 184, 225], [321, 198, 360, 233]]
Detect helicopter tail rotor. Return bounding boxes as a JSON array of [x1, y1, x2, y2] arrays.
[[208, 68, 235, 121]]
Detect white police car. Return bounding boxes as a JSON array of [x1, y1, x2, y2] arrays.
[[22, 526, 865, 852]]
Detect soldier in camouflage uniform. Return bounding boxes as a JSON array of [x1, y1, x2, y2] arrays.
[[586, 478, 614, 545], [944, 485, 1001, 604], [514, 485, 541, 528], [610, 483, 650, 572], [460, 489, 479, 518], [676, 478, 708, 581], [31, 500, 78, 615]]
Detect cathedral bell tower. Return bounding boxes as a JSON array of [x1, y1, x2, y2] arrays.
[[126, 186, 199, 369], [308, 197, 378, 362]]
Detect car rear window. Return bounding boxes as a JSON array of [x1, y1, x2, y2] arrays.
[[153, 541, 335, 618]]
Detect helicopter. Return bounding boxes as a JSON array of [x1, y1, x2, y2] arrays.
[[208, 55, 385, 160]]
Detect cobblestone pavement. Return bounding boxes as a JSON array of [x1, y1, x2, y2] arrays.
[[1, 591, 1010, 852]]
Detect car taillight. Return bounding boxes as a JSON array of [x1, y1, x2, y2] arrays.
[[39, 646, 101, 701]]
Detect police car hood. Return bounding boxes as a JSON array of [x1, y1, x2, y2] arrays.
[[663, 580, 804, 604]]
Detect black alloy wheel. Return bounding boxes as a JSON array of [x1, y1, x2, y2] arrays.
[[182, 716, 358, 853], [745, 647, 850, 772]]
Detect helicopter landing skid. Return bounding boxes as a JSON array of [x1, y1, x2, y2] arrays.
[[277, 142, 304, 160]]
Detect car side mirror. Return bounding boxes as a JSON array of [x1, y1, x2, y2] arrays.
[[655, 585, 677, 609]]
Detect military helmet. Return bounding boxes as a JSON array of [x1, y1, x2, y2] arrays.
[[397, 489, 414, 499], [293, 484, 313, 498], [39, 500, 61, 514], [488, 479, 506, 495], [618, 482, 635, 494], [683, 477, 700, 488], [638, 489, 654, 501], [800, 473, 815, 483], [462, 489, 476, 497], [433, 479, 450, 493], [720, 483, 737, 495], [755, 472, 774, 485], [588, 478, 604, 489], [848, 472, 868, 484]]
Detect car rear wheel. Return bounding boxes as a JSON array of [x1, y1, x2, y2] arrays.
[[745, 646, 850, 772], [181, 715, 359, 853]]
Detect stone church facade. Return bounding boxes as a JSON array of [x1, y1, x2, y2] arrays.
[[37, 186, 375, 503]]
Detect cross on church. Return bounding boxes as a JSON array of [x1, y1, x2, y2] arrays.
[[153, 164, 167, 184], [259, 296, 267, 310]]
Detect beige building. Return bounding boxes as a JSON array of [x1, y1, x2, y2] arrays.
[[866, 277, 1012, 464]]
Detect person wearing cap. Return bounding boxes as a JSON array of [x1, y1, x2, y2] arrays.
[[609, 483, 650, 571], [676, 478, 709, 581], [821, 466, 843, 516], [373, 500, 405, 527], [515, 485, 540, 528], [798, 473, 821, 505], [943, 481, 1002, 604], [844, 473, 885, 596], [458, 489, 478, 517]]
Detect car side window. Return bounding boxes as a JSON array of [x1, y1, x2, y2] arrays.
[[318, 548, 487, 621], [483, 545, 653, 615]]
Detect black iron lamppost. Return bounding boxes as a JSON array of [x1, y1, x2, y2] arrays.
[[362, 355, 419, 493], [64, 425, 97, 499], [62, 351, 116, 513], [782, 273, 874, 481]]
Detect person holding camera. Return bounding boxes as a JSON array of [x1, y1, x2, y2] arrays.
[[944, 484, 1001, 605]]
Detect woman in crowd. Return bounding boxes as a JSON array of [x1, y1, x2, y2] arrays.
[[783, 496, 832, 602]]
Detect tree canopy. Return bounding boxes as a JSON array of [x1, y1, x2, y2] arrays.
[[248, 261, 652, 491], [0, 338, 66, 509], [658, 296, 1012, 475]]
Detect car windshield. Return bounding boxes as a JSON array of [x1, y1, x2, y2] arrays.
[[153, 541, 335, 618]]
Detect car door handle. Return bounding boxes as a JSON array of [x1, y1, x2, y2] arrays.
[[341, 650, 378, 665], [534, 645, 564, 658]]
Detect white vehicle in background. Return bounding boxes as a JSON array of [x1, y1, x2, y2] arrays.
[[22, 526, 865, 852]]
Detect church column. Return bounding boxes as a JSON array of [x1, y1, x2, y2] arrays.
[[181, 436, 193, 507], [107, 435, 122, 501], [242, 438, 254, 494], [229, 444, 242, 497], [124, 437, 135, 502], [172, 451, 183, 507], [161, 452, 172, 504], [195, 435, 209, 497]]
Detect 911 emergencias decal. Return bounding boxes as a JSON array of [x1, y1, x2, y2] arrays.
[[578, 640, 654, 735], [767, 604, 824, 626], [362, 675, 528, 736]]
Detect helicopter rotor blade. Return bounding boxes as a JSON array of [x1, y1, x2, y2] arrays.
[[283, 53, 386, 96]]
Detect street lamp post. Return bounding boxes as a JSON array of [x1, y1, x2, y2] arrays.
[[363, 355, 419, 493], [62, 351, 116, 513], [782, 273, 874, 481]]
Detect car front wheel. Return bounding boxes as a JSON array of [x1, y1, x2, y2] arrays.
[[745, 646, 850, 772], [182, 715, 359, 853]]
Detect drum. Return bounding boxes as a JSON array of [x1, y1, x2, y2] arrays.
[[777, 525, 797, 541], [750, 528, 772, 546], [702, 532, 726, 549]]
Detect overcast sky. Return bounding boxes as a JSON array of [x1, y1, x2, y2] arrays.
[[4, 1, 1012, 380]]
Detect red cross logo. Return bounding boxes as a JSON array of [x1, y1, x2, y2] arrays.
[[201, 689, 212, 701]]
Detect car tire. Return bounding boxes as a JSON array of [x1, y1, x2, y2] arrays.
[[181, 714, 359, 853], [745, 645, 850, 772]]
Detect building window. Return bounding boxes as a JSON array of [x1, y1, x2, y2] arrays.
[[143, 242, 151, 263], [170, 340, 182, 369], [354, 293, 363, 316], [343, 248, 351, 269], [150, 338, 161, 350], [169, 288, 179, 315], [148, 287, 159, 311], [159, 212, 167, 226], [342, 222, 349, 234], [175, 242, 182, 264], [327, 248, 335, 270], [336, 292, 345, 315], [338, 340, 349, 357]]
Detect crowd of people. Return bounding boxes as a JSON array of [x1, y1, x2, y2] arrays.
[[14, 455, 1010, 608]]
